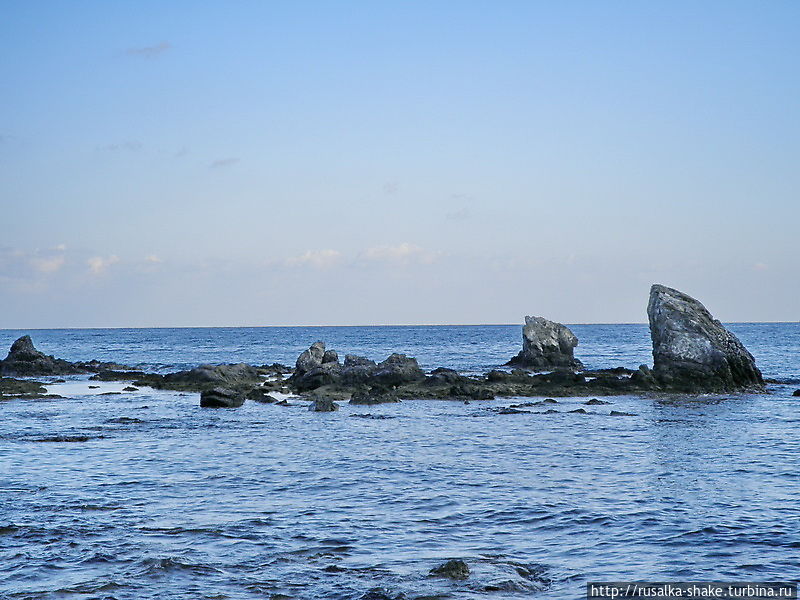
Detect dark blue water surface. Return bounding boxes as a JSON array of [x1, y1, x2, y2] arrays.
[[0, 324, 798, 599]]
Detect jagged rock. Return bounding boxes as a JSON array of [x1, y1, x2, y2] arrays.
[[430, 559, 470, 580], [246, 388, 278, 403], [73, 359, 136, 372], [344, 355, 376, 368], [370, 354, 425, 386], [349, 388, 400, 405], [259, 362, 293, 375], [506, 317, 584, 370], [792, 389, 800, 397], [426, 367, 462, 384], [200, 387, 245, 408], [90, 370, 148, 381], [291, 346, 424, 391], [449, 383, 494, 400], [308, 395, 339, 412], [296, 341, 326, 376], [648, 284, 764, 391], [630, 364, 658, 387], [0, 336, 85, 376]]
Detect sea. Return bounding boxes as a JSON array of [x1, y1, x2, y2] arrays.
[[0, 324, 798, 600]]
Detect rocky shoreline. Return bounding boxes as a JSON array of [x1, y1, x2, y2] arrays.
[[1, 285, 784, 407]]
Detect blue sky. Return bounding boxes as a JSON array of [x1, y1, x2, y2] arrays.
[[1, 1, 798, 327]]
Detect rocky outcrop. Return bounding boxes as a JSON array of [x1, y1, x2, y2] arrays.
[[290, 343, 425, 391], [648, 284, 764, 391], [133, 363, 263, 392], [0, 336, 86, 376], [0, 336, 135, 377], [0, 377, 49, 398], [295, 341, 326, 376], [200, 387, 246, 408], [349, 388, 401, 405], [506, 317, 584, 370]]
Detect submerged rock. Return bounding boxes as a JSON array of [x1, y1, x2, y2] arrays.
[[308, 395, 339, 412], [199, 387, 246, 408], [246, 388, 278, 403], [793, 389, 800, 397], [507, 316, 584, 370], [429, 558, 470, 580], [648, 284, 764, 391], [360, 588, 407, 600], [0, 377, 48, 397]]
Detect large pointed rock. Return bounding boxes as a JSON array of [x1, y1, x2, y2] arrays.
[[648, 284, 763, 391], [506, 316, 584, 370], [0, 336, 85, 376]]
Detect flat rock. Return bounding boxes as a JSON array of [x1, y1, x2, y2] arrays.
[[0, 377, 48, 397], [200, 387, 246, 408]]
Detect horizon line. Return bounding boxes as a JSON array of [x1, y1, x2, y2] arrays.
[[1, 320, 797, 331]]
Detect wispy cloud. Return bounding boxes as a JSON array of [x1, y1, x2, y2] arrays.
[[144, 254, 163, 264], [445, 207, 471, 222], [126, 42, 172, 59], [285, 249, 342, 269], [362, 243, 439, 265], [0, 246, 67, 279], [99, 140, 142, 153], [31, 255, 65, 274], [87, 255, 120, 275], [209, 157, 239, 169], [383, 182, 399, 195]]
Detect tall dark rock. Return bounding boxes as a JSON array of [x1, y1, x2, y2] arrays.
[[648, 284, 763, 391]]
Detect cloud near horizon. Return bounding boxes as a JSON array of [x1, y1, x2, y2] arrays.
[[361, 243, 439, 265], [284, 249, 343, 269]]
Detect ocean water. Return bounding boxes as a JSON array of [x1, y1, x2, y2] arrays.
[[0, 324, 798, 600]]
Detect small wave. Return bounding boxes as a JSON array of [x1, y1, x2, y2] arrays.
[[139, 556, 223, 575]]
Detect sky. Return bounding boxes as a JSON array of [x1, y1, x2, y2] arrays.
[[1, 1, 798, 327]]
